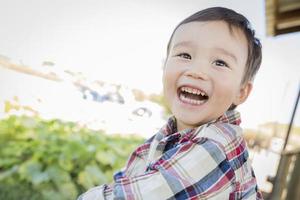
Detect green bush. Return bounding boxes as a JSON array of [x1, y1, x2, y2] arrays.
[[0, 115, 144, 200]]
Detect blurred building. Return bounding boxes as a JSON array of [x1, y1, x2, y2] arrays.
[[266, 0, 300, 36], [0, 56, 165, 137]]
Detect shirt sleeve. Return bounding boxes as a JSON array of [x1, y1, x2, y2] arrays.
[[224, 133, 263, 200], [202, 123, 263, 200], [78, 136, 236, 200]]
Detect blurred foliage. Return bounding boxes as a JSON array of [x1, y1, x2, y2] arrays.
[[4, 97, 38, 116], [131, 89, 171, 119], [132, 89, 147, 102], [244, 123, 300, 150], [148, 93, 172, 118], [0, 115, 144, 200]]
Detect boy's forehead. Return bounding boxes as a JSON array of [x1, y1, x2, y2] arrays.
[[169, 21, 248, 64], [170, 21, 247, 49]]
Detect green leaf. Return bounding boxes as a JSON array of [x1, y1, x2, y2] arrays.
[[41, 188, 65, 200], [0, 115, 143, 199], [59, 182, 78, 199], [46, 165, 71, 184], [78, 165, 108, 189], [95, 151, 116, 166], [0, 165, 19, 181], [18, 160, 49, 185]]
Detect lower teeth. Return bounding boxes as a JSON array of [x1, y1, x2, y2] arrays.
[[179, 93, 206, 105]]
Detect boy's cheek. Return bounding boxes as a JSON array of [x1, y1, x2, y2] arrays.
[[162, 69, 175, 84]]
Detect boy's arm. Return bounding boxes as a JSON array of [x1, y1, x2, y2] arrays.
[[78, 135, 236, 200]]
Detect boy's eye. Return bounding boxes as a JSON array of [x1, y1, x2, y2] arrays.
[[213, 60, 229, 68], [176, 53, 192, 60]]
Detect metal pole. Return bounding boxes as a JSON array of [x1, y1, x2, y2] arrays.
[[282, 83, 300, 150], [268, 83, 300, 199]]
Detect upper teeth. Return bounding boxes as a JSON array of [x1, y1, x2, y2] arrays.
[[181, 87, 206, 96]]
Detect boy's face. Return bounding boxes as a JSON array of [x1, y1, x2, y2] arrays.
[[163, 21, 252, 131]]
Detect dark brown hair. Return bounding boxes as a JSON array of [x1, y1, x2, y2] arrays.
[[166, 7, 262, 85]]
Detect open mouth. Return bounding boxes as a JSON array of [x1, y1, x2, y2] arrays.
[[177, 86, 209, 105]]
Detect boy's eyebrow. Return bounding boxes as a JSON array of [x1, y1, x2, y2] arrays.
[[172, 41, 238, 63], [172, 41, 195, 49], [214, 47, 238, 63]]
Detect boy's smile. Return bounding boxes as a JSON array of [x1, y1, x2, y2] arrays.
[[163, 21, 252, 131], [178, 86, 209, 105]]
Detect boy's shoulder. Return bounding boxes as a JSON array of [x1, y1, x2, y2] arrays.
[[197, 110, 244, 148], [199, 122, 243, 148], [196, 111, 251, 173]]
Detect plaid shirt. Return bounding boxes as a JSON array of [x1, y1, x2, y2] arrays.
[[78, 110, 263, 200]]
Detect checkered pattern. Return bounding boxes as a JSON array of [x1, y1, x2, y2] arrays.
[[78, 110, 263, 200]]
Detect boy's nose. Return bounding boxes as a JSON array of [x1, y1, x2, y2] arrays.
[[184, 63, 209, 80]]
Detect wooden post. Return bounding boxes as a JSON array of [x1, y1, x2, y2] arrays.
[[268, 84, 300, 199], [268, 154, 292, 200], [286, 153, 300, 200]]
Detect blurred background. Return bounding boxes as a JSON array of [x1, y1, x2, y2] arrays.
[[0, 0, 299, 199]]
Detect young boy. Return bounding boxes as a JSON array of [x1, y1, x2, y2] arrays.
[[78, 7, 263, 200]]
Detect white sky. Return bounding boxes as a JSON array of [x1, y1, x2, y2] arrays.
[[0, 0, 299, 128]]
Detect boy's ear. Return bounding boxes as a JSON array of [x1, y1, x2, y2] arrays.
[[233, 82, 253, 106]]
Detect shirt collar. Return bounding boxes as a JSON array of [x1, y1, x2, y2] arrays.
[[214, 109, 241, 125]]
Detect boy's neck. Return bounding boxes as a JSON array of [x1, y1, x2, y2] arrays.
[[175, 110, 241, 132]]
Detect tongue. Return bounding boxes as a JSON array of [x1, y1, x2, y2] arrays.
[[185, 92, 206, 100]]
